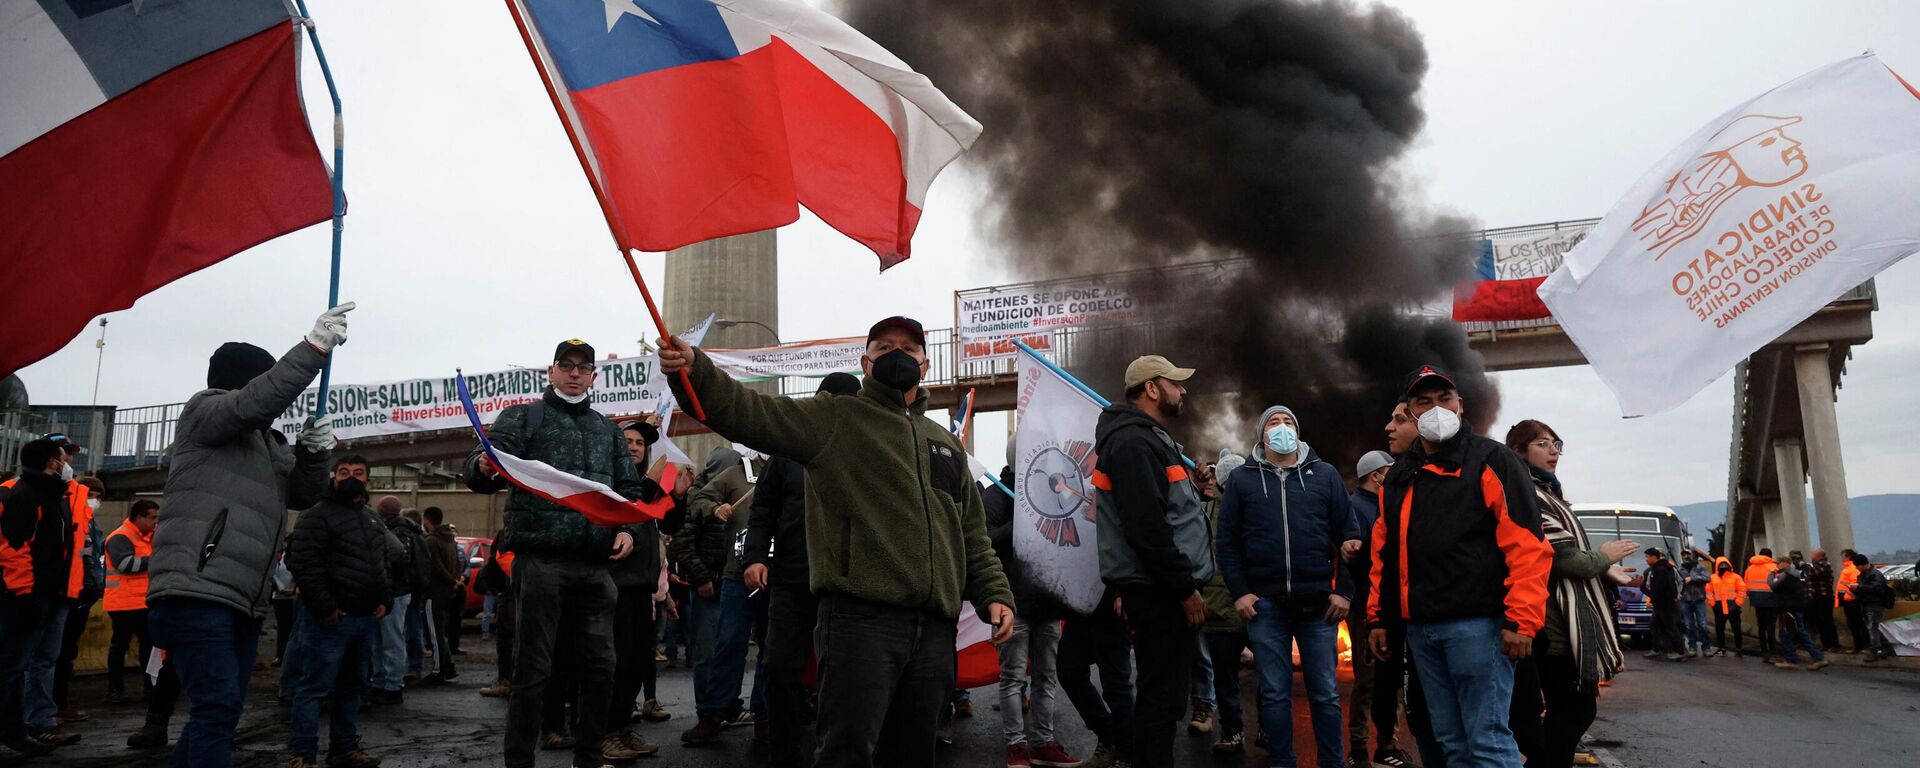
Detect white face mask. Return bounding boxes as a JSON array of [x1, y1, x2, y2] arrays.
[[555, 389, 590, 405], [59, 460, 74, 482], [1416, 406, 1461, 443], [87, 498, 101, 510]]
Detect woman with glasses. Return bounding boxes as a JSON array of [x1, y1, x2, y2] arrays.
[[1502, 420, 1635, 768]]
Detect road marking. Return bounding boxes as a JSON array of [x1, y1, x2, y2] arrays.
[[1593, 746, 1631, 768]]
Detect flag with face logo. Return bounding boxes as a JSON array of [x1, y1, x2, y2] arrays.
[[1012, 346, 1106, 615]]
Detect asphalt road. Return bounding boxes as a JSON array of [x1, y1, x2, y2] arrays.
[[30, 630, 1920, 768]]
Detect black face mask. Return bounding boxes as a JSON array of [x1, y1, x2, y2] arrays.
[[869, 349, 923, 394], [328, 477, 368, 508]]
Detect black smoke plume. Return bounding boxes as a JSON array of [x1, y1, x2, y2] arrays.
[[845, 0, 1499, 470]]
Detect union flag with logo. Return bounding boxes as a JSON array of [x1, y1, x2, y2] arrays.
[[1012, 346, 1106, 616]]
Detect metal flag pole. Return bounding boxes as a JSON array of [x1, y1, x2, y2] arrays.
[[1012, 340, 1196, 469], [295, 0, 345, 419], [501, 0, 705, 420]]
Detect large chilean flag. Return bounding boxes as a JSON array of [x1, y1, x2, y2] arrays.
[[0, 0, 334, 377], [508, 0, 981, 268]]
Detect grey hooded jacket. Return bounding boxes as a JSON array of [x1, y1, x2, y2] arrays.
[[148, 342, 331, 618]]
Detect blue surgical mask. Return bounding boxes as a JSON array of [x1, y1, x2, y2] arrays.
[[1265, 424, 1298, 455]]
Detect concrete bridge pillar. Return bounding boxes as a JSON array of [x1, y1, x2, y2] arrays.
[[1759, 498, 1786, 555], [1770, 438, 1813, 556], [665, 231, 779, 465], [1792, 344, 1855, 554]]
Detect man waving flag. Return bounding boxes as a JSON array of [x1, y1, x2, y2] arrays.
[[506, 0, 980, 268]]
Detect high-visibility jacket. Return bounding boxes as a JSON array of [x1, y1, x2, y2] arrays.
[[104, 519, 154, 612], [1837, 560, 1860, 603], [1743, 555, 1778, 607], [0, 476, 89, 600], [1707, 557, 1746, 610]]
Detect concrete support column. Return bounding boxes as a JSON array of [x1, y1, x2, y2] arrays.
[[1770, 439, 1812, 556], [1758, 498, 1786, 554], [1792, 344, 1855, 554], [665, 231, 779, 464]]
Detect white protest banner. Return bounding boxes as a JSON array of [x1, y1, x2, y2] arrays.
[[704, 337, 865, 381], [1539, 55, 1920, 416], [957, 279, 1140, 363], [1012, 347, 1105, 615]]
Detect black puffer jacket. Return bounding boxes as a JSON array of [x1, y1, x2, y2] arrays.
[[385, 515, 430, 599], [288, 486, 395, 618], [742, 455, 808, 586], [611, 473, 673, 592]]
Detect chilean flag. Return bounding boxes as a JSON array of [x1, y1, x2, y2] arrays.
[[0, 0, 334, 378], [508, 0, 981, 268], [954, 601, 1000, 689], [456, 374, 675, 526], [1451, 239, 1552, 322]]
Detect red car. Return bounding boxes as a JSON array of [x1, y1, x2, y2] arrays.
[[455, 536, 492, 617]]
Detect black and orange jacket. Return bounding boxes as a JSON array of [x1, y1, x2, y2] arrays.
[[1093, 403, 1214, 600], [1366, 424, 1552, 637], [0, 472, 87, 600]]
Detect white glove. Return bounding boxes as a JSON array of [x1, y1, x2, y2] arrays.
[[298, 418, 336, 453], [306, 302, 356, 352]]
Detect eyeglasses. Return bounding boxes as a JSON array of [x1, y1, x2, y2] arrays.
[[553, 361, 598, 374], [1531, 438, 1565, 453]]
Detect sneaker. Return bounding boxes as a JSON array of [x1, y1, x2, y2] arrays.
[[1773, 660, 1801, 670], [1032, 740, 1081, 767], [1807, 660, 1831, 671], [639, 699, 671, 722], [479, 678, 512, 697], [1663, 653, 1685, 662], [30, 728, 79, 746], [656, 649, 668, 662], [1081, 742, 1117, 768], [1572, 748, 1601, 765], [289, 757, 318, 768], [5, 737, 55, 757], [325, 751, 382, 768], [955, 699, 974, 718], [1215, 730, 1246, 755], [106, 689, 133, 705], [541, 729, 575, 750], [1373, 747, 1420, 767], [615, 730, 660, 757], [1642, 651, 1661, 659], [1685, 650, 1699, 658], [936, 722, 956, 746], [723, 708, 756, 728], [1187, 699, 1214, 735], [681, 715, 724, 745], [600, 734, 644, 760], [127, 721, 169, 749], [1007, 742, 1033, 767]]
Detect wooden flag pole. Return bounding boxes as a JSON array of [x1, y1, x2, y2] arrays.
[[502, 0, 705, 420]]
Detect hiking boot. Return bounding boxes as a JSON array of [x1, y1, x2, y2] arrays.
[[954, 699, 974, 718], [599, 734, 645, 760], [1214, 730, 1245, 755], [614, 729, 660, 757], [1373, 747, 1421, 767], [479, 678, 512, 697], [640, 699, 671, 722], [1187, 699, 1214, 735], [1007, 741, 1032, 767], [30, 728, 79, 746], [1081, 742, 1117, 768], [1032, 741, 1080, 767], [1806, 660, 1831, 671], [5, 737, 54, 757], [325, 750, 382, 768], [681, 715, 724, 745], [127, 721, 170, 749], [1773, 660, 1801, 670], [541, 729, 575, 750]]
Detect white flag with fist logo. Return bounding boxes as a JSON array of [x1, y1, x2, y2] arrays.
[[1539, 54, 1920, 416]]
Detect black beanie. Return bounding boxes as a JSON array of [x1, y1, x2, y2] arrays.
[[207, 342, 276, 391], [820, 371, 861, 396]]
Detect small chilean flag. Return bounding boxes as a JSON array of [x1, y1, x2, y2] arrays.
[[954, 602, 999, 689], [1452, 239, 1552, 322], [508, 0, 981, 268], [0, 0, 334, 377], [456, 374, 674, 526]]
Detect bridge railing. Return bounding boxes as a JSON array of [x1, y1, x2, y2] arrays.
[[99, 402, 185, 471]]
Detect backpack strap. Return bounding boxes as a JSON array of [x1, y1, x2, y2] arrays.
[[523, 401, 546, 448]]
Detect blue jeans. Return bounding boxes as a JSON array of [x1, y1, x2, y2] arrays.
[[1246, 598, 1343, 768], [1680, 600, 1711, 652], [372, 594, 410, 691], [1406, 616, 1521, 768], [288, 605, 378, 759], [405, 597, 425, 674], [1778, 609, 1825, 663], [704, 578, 768, 717], [482, 593, 497, 636], [22, 596, 68, 732], [149, 597, 263, 768], [279, 607, 310, 699], [0, 597, 53, 740], [1192, 632, 1215, 707]]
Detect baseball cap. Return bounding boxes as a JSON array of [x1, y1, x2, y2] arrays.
[[621, 420, 660, 445], [1124, 355, 1195, 389], [866, 316, 926, 348], [1355, 450, 1394, 478], [553, 339, 595, 362], [42, 432, 78, 455], [1401, 364, 1457, 399]]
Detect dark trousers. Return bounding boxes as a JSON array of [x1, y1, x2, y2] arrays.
[[1713, 606, 1743, 651], [505, 557, 617, 768], [1510, 655, 1546, 766], [1752, 605, 1778, 656], [1534, 652, 1598, 768], [429, 593, 460, 676], [1842, 602, 1868, 652], [494, 593, 517, 681], [608, 585, 656, 731], [148, 597, 263, 768], [147, 655, 182, 726], [52, 600, 92, 712], [1807, 598, 1838, 649], [543, 644, 577, 732], [108, 609, 154, 696], [1204, 631, 1248, 735], [1118, 586, 1197, 768], [273, 599, 297, 662], [1057, 610, 1135, 753], [1650, 603, 1684, 654], [765, 582, 819, 767], [812, 593, 956, 768]]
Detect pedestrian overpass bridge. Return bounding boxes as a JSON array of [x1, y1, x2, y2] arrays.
[[75, 219, 1877, 558]]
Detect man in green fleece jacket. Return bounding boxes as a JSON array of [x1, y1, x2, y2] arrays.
[[660, 315, 1014, 768]]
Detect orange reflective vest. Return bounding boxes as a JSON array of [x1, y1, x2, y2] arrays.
[[0, 477, 89, 600], [497, 550, 515, 579], [1743, 555, 1777, 597], [1837, 561, 1860, 603], [1706, 557, 1746, 610], [104, 519, 154, 612]]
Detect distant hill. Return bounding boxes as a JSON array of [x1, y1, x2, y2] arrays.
[[1668, 494, 1920, 556]]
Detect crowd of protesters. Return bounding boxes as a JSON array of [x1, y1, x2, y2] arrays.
[[2, 306, 1911, 768]]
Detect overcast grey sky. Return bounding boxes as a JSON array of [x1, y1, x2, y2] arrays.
[[17, 0, 1920, 507]]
